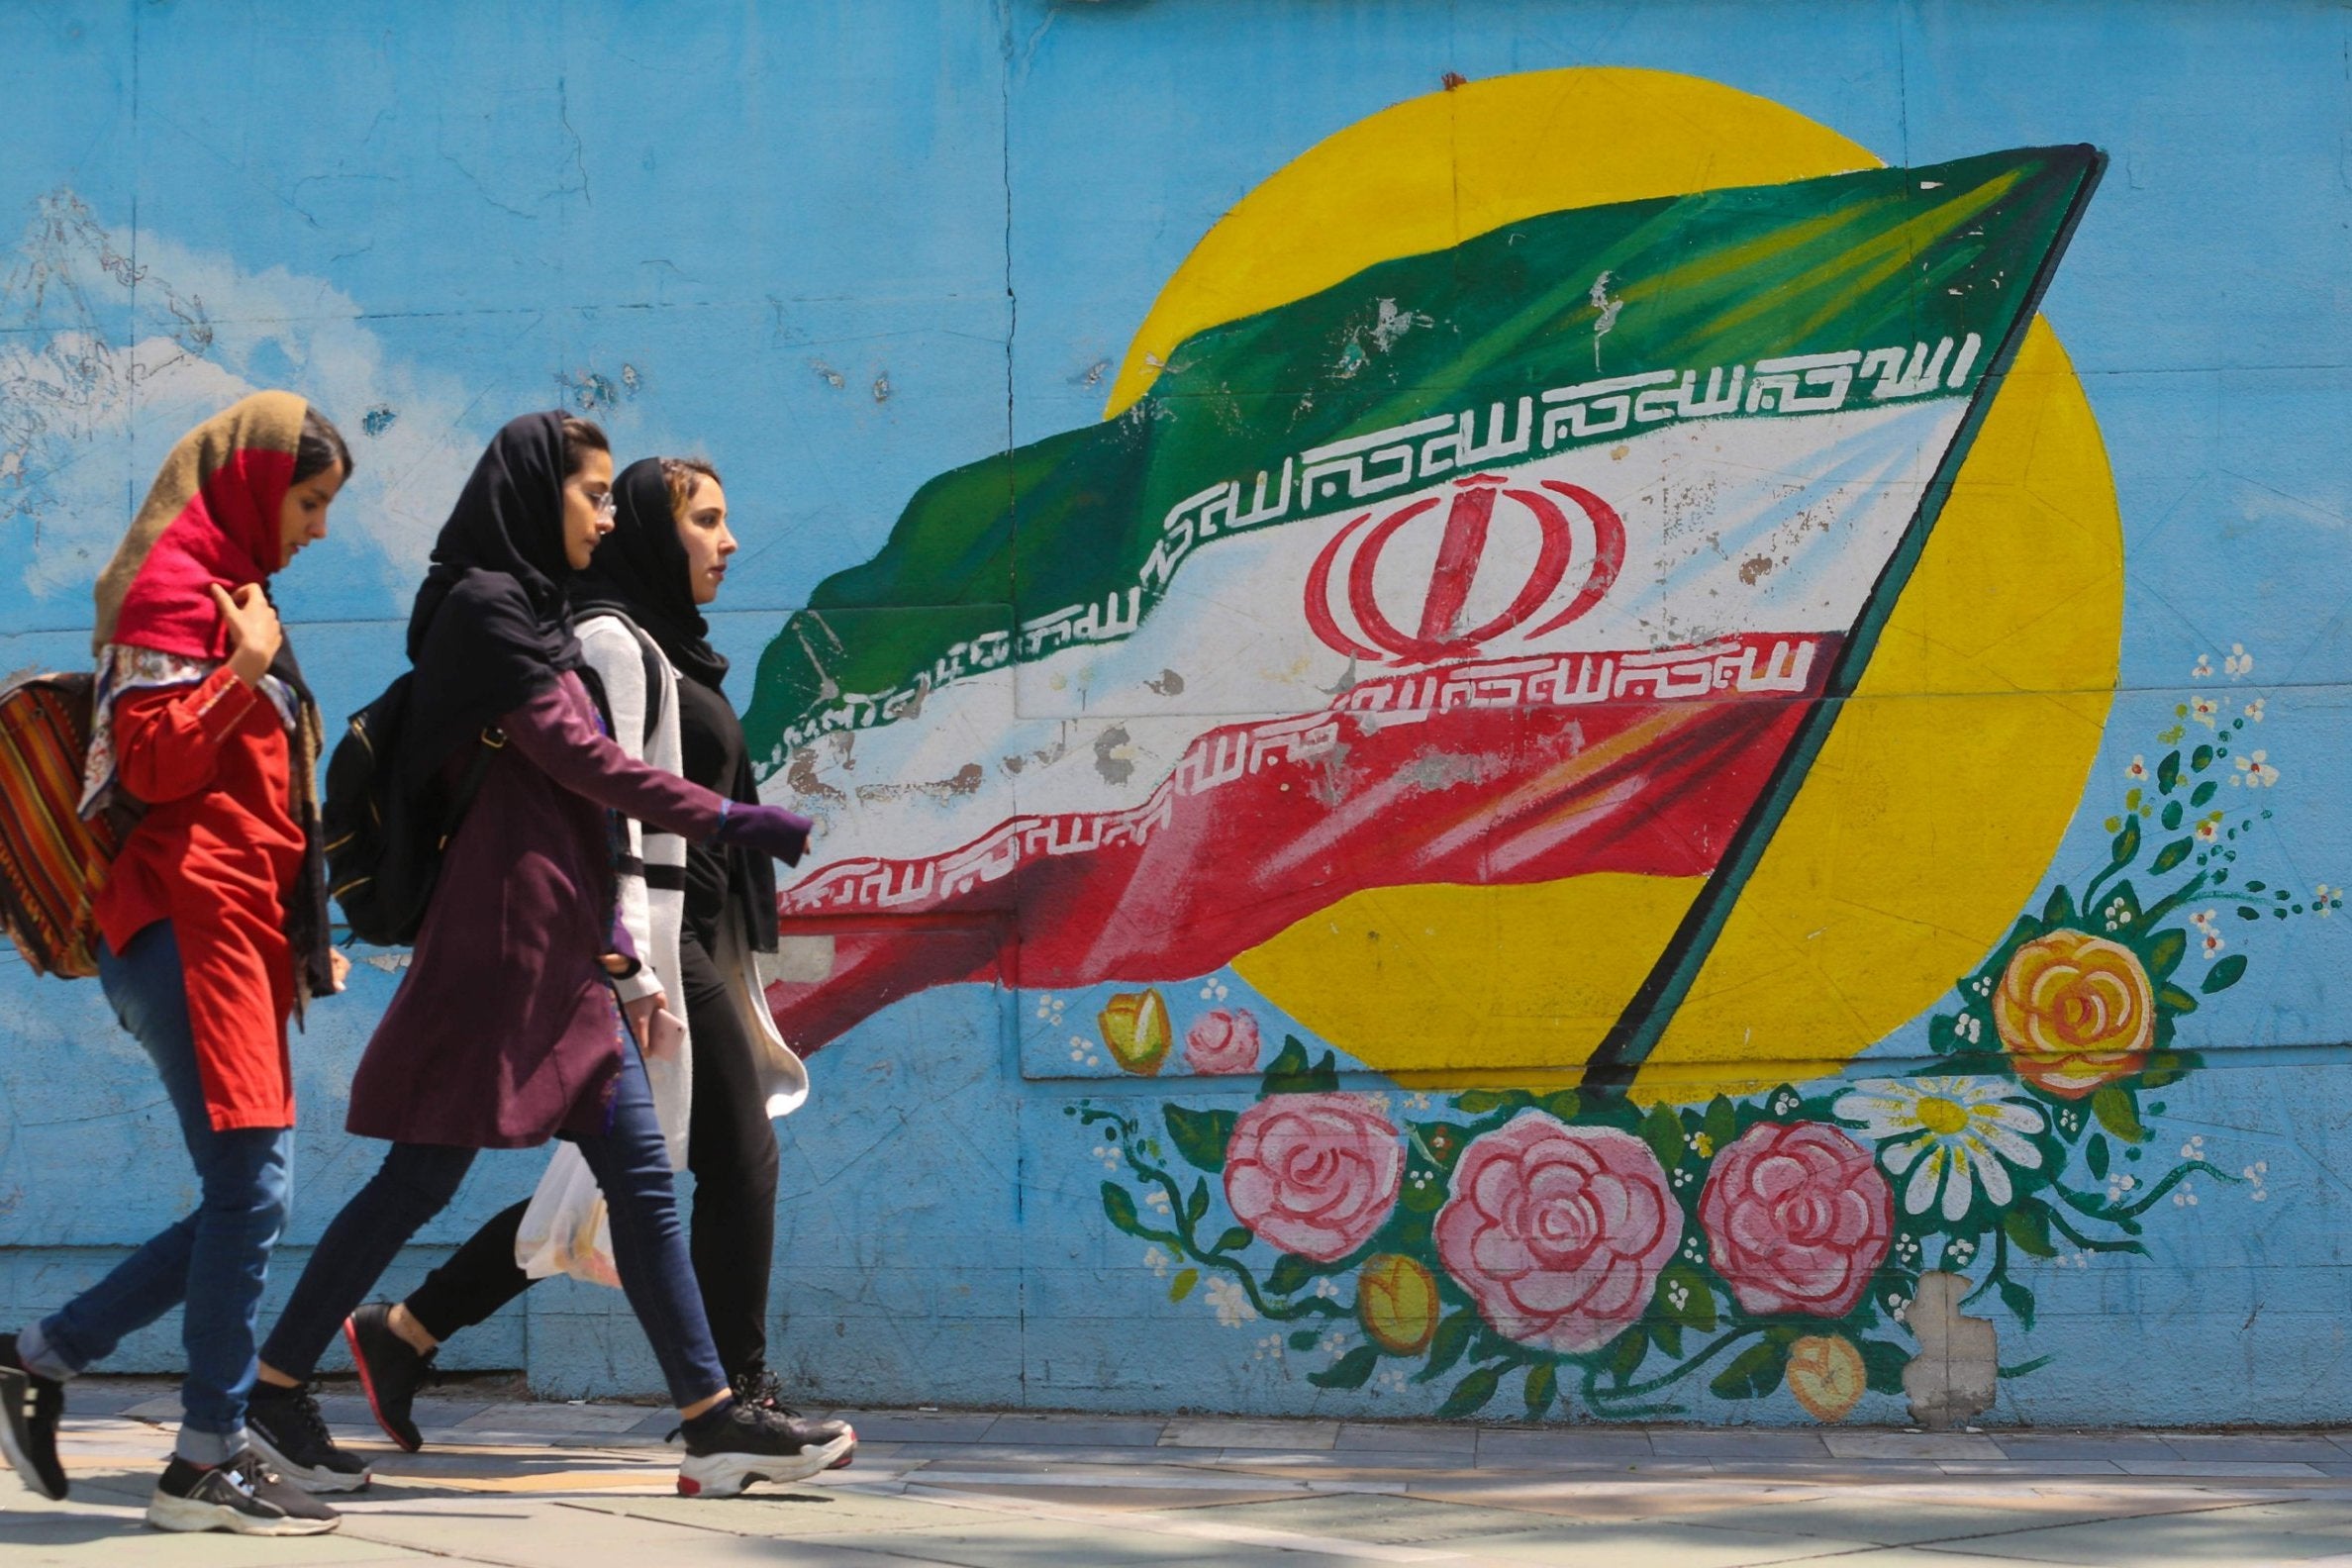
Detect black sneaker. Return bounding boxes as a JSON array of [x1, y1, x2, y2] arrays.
[[344, 1304, 435, 1452], [146, 1450, 340, 1535], [0, 1331, 66, 1500], [730, 1367, 854, 1472], [245, 1381, 372, 1493], [676, 1402, 856, 1498]]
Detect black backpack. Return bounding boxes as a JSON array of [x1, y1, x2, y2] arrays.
[[321, 673, 500, 947]]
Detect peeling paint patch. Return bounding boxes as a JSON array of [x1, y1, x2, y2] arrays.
[[872, 371, 893, 403], [1093, 725, 1136, 787], [856, 762, 983, 805], [812, 359, 845, 389], [1145, 668, 1186, 696], [1589, 271, 1623, 368], [1737, 553, 1776, 585], [785, 746, 846, 802], [360, 405, 397, 437]]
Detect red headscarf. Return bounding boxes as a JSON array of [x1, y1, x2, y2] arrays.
[[91, 390, 305, 658]]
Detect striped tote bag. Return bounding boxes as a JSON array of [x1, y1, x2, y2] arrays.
[[0, 673, 130, 978]]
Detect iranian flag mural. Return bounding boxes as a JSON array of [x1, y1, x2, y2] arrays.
[[743, 145, 2103, 1069]]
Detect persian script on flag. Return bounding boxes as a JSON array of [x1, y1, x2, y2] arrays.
[[741, 145, 2104, 1064]]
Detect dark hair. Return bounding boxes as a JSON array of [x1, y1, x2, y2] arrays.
[[293, 406, 351, 483], [658, 455, 722, 519], [559, 416, 610, 477]]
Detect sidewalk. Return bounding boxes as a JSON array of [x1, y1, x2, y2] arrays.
[[6, 1381, 2352, 1565]]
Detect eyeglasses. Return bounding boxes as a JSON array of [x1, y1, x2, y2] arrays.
[[594, 490, 617, 523]]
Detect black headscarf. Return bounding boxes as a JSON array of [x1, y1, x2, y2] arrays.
[[570, 458, 730, 688], [399, 412, 586, 789]]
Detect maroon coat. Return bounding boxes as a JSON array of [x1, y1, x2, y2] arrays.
[[345, 672, 727, 1148]]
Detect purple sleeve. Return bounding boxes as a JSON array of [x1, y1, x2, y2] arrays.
[[501, 674, 730, 842]]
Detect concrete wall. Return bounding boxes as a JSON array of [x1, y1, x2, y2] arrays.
[[2, 1, 2349, 1427]]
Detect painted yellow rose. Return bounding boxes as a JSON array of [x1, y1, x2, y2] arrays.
[[1991, 930, 2153, 1100], [1099, 989, 1171, 1075], [1785, 1333, 1866, 1422], [1357, 1253, 1439, 1355]]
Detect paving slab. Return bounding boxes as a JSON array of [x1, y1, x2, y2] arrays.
[[1650, 1430, 1832, 1458], [1161, 1418, 1340, 1450], [1988, 1431, 2185, 1460], [2164, 1434, 2349, 1462], [975, 1413, 1168, 1447], [1335, 1422, 1481, 1456], [1823, 1432, 2007, 1460], [1477, 1428, 1657, 1461]]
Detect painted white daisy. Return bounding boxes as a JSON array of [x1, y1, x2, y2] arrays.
[[1832, 1077, 2045, 1222], [2124, 754, 2150, 782]]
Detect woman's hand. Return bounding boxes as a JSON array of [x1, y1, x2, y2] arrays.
[[328, 948, 351, 994], [712, 803, 815, 866], [624, 991, 666, 1048], [208, 583, 283, 687]]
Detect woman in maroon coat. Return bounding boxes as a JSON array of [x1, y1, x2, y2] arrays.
[[244, 413, 853, 1501]]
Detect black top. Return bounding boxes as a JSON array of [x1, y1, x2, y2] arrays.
[[677, 675, 749, 952]]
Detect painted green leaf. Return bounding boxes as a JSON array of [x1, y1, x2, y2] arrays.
[[1998, 1275, 2037, 1332], [2202, 953, 2248, 993], [1163, 1105, 1237, 1172], [1651, 1319, 1683, 1358], [1540, 1090, 1582, 1122], [2149, 837, 2192, 875], [1213, 1225, 1254, 1254], [1860, 1339, 1911, 1396], [1309, 1344, 1382, 1390], [1290, 1329, 1321, 1351], [1641, 1103, 1686, 1170], [1703, 1095, 1739, 1153], [1267, 1253, 1324, 1297], [2109, 815, 2141, 867], [1102, 1182, 1148, 1237], [1264, 1037, 1341, 1097], [2191, 780, 2218, 807], [2156, 751, 2181, 793], [2191, 744, 2213, 772], [1658, 1264, 1718, 1331], [2144, 928, 2187, 980], [2159, 801, 2184, 832], [1169, 1268, 1199, 1302], [1455, 1090, 1514, 1115], [2043, 886, 2077, 927], [2091, 1087, 2145, 1143], [1709, 1338, 1790, 1401], [2003, 1204, 2057, 1259], [1185, 1180, 1211, 1225], [2086, 1133, 2110, 1180], [2157, 983, 2200, 1015], [1523, 1362, 1559, 1419], [1609, 1325, 1648, 1385], [1415, 1309, 1480, 1384], [1435, 1363, 1505, 1419]]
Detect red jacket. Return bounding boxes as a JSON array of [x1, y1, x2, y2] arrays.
[[94, 666, 305, 1131]]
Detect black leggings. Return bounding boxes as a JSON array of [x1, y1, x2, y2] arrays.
[[404, 934, 783, 1381]]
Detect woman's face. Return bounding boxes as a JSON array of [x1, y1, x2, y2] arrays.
[[277, 463, 345, 568], [675, 476, 736, 606], [561, 448, 617, 570]]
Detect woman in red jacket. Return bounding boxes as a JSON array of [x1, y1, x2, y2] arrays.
[[0, 392, 350, 1536]]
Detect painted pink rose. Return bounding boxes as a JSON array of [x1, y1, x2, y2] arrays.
[[1223, 1094, 1402, 1262], [1185, 1009, 1262, 1074], [1433, 1113, 1681, 1355], [1699, 1122, 1893, 1319]]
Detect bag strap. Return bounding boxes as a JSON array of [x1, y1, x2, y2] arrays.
[[438, 727, 507, 850]]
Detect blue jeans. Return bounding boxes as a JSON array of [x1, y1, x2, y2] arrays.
[[23, 923, 292, 1465], [259, 1036, 728, 1409]]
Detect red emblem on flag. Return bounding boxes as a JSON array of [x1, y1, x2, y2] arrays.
[[1305, 472, 1627, 666]]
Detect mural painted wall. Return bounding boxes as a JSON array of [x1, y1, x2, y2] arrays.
[[1, 3, 2348, 1427]]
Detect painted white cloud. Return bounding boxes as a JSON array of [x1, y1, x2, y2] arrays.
[[0, 189, 487, 609]]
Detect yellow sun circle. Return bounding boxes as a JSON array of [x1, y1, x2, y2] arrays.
[[1114, 67, 2121, 1099]]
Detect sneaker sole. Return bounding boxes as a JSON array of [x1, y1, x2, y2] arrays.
[[0, 1366, 66, 1501], [246, 1429, 372, 1495], [676, 1430, 856, 1498], [343, 1315, 423, 1453], [146, 1491, 340, 1535]]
